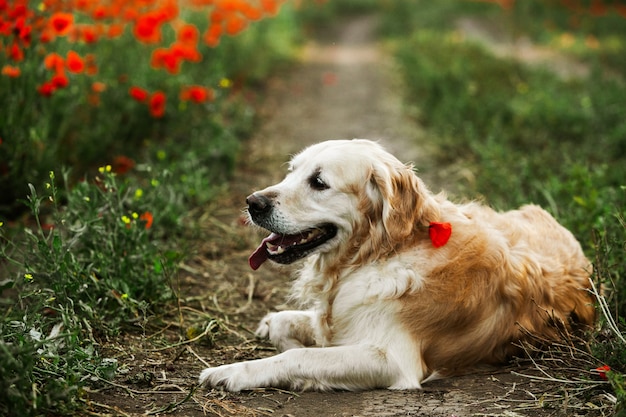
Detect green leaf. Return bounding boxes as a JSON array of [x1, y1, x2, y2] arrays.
[[573, 196, 586, 207], [52, 235, 62, 252]]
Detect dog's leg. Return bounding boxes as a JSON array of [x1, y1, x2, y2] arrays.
[[199, 344, 401, 391], [255, 310, 319, 352]]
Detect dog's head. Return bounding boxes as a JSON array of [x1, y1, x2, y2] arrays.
[[247, 139, 440, 270]]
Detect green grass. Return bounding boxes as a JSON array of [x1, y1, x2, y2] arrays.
[[0, 3, 308, 415], [509, 0, 626, 75], [381, 0, 626, 412], [0, 164, 199, 415]]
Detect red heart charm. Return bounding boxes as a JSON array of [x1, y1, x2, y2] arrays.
[[429, 222, 452, 248]]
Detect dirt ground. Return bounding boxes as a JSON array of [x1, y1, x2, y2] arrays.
[[87, 15, 612, 417]]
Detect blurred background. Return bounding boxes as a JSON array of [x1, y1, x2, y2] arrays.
[[1, 1, 625, 415]]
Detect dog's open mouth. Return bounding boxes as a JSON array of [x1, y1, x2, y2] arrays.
[[248, 224, 337, 270]]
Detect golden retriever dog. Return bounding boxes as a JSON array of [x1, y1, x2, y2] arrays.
[[199, 139, 595, 391]]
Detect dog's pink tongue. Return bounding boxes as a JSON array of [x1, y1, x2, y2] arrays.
[[248, 233, 278, 270]]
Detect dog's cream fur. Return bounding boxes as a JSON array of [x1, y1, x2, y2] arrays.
[[199, 139, 595, 391]]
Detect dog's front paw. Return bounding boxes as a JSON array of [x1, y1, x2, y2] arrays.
[[254, 311, 317, 352], [199, 363, 253, 392], [255, 312, 277, 339]]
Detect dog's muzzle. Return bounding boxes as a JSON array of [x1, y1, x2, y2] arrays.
[[245, 192, 337, 270], [246, 193, 273, 220]]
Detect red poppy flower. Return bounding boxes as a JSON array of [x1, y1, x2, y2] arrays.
[[225, 15, 247, 36], [203, 24, 222, 47], [91, 82, 106, 93], [84, 53, 98, 75], [150, 48, 181, 74], [112, 155, 135, 174], [107, 24, 124, 38], [51, 73, 69, 88], [177, 23, 199, 44], [81, 25, 99, 43], [596, 365, 611, 380], [7, 3, 27, 20], [180, 85, 214, 103], [44, 52, 64, 72], [261, 0, 279, 15], [66, 51, 84, 73], [210, 9, 227, 24], [41, 223, 55, 231], [170, 42, 201, 63], [242, 5, 262, 20], [159, 1, 179, 21], [8, 41, 24, 62], [92, 5, 107, 19], [50, 12, 73, 35], [134, 13, 162, 43], [74, 0, 90, 12], [39, 29, 54, 43], [37, 82, 56, 97], [129, 86, 148, 102], [149, 91, 166, 118], [13, 17, 32, 45], [140, 211, 153, 229], [429, 222, 452, 248], [1, 65, 21, 78]]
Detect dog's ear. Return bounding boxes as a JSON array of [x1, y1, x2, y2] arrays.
[[371, 162, 440, 242]]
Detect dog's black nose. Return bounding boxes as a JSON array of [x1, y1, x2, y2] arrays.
[[246, 193, 272, 214]]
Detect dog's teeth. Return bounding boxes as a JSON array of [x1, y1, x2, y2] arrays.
[[264, 229, 326, 256], [266, 242, 285, 255]]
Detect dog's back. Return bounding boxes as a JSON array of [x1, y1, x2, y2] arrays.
[[398, 203, 594, 376]]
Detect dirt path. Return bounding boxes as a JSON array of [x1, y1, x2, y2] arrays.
[[88, 15, 601, 417], [243, 14, 430, 183]]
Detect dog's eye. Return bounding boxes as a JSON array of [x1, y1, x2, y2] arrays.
[[308, 173, 329, 191]]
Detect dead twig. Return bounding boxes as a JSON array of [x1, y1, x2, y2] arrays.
[[590, 277, 626, 345], [186, 344, 211, 368], [234, 273, 256, 314], [145, 384, 198, 415], [84, 399, 133, 417], [146, 320, 219, 352]]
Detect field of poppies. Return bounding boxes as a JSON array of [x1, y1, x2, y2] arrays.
[[0, 0, 303, 212]]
